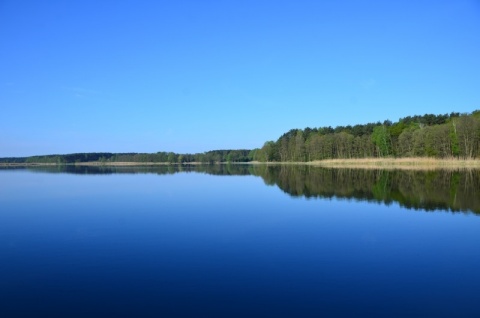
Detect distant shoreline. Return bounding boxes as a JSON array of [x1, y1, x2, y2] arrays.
[[1, 158, 480, 169]]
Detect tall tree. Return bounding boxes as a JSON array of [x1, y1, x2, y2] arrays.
[[371, 126, 391, 157]]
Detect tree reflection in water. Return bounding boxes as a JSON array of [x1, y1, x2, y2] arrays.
[[4, 164, 479, 214]]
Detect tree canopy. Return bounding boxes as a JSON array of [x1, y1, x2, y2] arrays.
[[253, 110, 480, 161]]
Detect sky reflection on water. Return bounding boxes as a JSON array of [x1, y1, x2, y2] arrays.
[[0, 167, 479, 317]]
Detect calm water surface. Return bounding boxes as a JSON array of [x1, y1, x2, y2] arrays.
[[1, 165, 479, 317]]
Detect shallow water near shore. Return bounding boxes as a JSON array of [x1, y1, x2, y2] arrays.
[[1, 165, 480, 317]]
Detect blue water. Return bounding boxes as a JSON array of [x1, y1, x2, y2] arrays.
[[1, 168, 479, 317]]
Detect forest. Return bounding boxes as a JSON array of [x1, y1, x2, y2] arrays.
[[1, 110, 479, 164], [0, 149, 253, 164], [253, 110, 480, 161]]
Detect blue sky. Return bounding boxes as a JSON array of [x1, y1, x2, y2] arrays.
[[1, 0, 479, 157]]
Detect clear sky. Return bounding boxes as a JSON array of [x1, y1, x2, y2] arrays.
[[1, 0, 479, 157]]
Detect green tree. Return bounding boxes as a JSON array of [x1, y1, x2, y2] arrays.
[[294, 130, 306, 161], [371, 126, 391, 157], [167, 152, 176, 163]]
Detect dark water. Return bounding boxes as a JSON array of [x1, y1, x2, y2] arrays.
[[1, 165, 480, 317]]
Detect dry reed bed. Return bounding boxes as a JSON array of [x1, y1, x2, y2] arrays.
[[307, 158, 480, 170]]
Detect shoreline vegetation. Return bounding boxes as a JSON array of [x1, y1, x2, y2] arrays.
[[2, 110, 480, 168], [307, 157, 480, 169], [1, 158, 480, 170]]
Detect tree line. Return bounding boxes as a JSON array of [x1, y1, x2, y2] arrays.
[[0, 149, 254, 164], [253, 110, 480, 161], [1, 110, 479, 164]]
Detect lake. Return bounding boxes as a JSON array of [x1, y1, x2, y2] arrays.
[[1, 165, 480, 317]]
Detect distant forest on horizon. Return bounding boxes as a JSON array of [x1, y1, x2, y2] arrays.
[[2, 110, 480, 164]]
